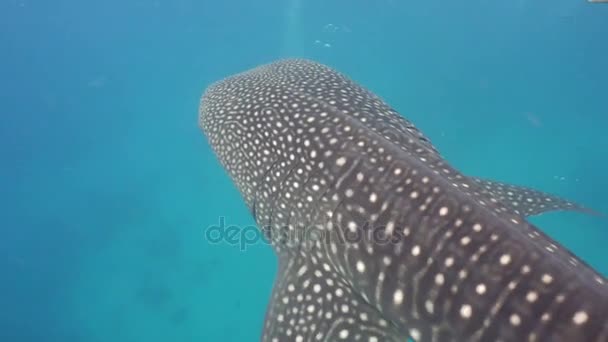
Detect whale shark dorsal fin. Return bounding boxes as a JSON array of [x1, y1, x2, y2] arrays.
[[469, 177, 600, 217], [262, 253, 404, 342]]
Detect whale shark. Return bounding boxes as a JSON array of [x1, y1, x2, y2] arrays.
[[199, 59, 607, 342]]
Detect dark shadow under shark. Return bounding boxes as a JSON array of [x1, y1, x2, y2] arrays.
[[199, 59, 607, 342]]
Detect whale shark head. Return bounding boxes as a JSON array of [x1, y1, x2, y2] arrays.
[[199, 59, 608, 342]]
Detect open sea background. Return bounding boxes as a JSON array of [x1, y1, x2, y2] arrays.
[[1, 0, 606, 341]]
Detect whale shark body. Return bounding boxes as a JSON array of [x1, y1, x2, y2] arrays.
[[199, 59, 608, 342]]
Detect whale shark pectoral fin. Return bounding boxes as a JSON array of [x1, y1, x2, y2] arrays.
[[261, 254, 404, 342], [470, 177, 600, 217]]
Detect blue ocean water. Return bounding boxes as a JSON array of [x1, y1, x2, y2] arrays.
[[0, 0, 606, 341]]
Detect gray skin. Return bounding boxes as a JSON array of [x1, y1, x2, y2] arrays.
[[199, 59, 608, 342]]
